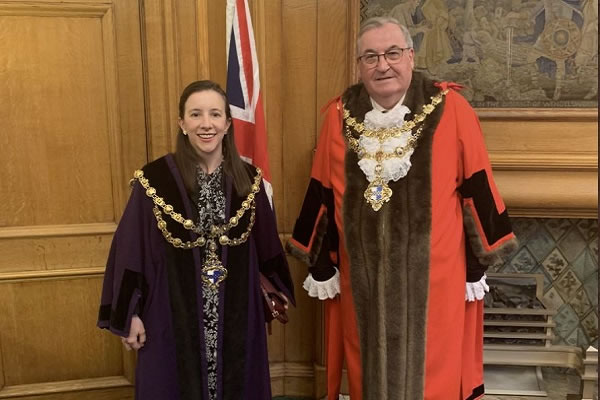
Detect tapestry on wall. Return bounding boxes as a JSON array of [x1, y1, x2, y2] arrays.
[[360, 0, 598, 108]]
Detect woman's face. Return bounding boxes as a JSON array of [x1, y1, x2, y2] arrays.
[[178, 90, 231, 161]]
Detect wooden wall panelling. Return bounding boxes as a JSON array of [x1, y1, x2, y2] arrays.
[[0, 325, 4, 391], [278, 254, 316, 396], [316, 0, 348, 127], [0, 234, 112, 274], [0, 386, 133, 400], [100, 4, 126, 218], [207, 0, 226, 87], [0, 4, 118, 227], [0, 278, 120, 385], [141, 0, 180, 159], [281, 2, 319, 396], [281, 5, 320, 389], [143, 0, 212, 159], [282, 361, 316, 397], [0, 276, 132, 398], [0, 0, 147, 397], [176, 0, 202, 85], [111, 1, 147, 196], [281, 0, 318, 233], [347, 0, 360, 85]]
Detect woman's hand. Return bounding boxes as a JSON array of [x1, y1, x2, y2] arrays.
[[122, 315, 146, 351]]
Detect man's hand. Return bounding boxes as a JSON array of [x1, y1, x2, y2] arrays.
[[122, 315, 146, 351]]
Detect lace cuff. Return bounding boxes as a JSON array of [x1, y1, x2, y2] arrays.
[[303, 268, 340, 300], [465, 273, 489, 302]]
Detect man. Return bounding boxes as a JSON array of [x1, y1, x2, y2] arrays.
[[287, 17, 517, 400]]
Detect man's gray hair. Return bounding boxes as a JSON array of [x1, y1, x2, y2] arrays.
[[356, 16, 414, 55]]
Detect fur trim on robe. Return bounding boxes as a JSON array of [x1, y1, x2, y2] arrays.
[[342, 72, 445, 400]]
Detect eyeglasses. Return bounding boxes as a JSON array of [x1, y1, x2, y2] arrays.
[[357, 48, 411, 66]]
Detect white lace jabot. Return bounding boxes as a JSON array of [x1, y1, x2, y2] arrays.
[[358, 97, 413, 183]]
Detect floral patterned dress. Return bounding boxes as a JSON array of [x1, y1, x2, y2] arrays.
[[194, 164, 226, 400]]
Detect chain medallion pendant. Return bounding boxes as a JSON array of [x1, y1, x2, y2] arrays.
[[201, 240, 228, 289], [364, 176, 392, 211]]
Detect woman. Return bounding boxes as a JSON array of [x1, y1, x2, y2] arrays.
[[97, 80, 294, 400]]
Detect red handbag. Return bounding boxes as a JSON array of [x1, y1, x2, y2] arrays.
[[259, 273, 289, 327]]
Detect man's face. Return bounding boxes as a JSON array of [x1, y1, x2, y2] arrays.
[[357, 23, 414, 107]]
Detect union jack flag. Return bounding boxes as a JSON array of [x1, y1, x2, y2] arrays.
[[226, 0, 273, 205]]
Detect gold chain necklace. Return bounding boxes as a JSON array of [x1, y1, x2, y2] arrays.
[[343, 89, 448, 211], [133, 167, 262, 288]]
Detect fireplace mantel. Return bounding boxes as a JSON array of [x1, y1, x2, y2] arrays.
[[480, 110, 598, 219]]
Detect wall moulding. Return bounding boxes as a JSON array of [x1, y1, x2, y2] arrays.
[[489, 152, 597, 172], [477, 108, 598, 121], [0, 267, 105, 283], [494, 169, 597, 218], [0, 376, 131, 398], [482, 114, 597, 218], [0, 2, 110, 17]]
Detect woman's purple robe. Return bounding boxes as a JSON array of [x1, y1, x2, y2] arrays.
[[98, 154, 294, 400]]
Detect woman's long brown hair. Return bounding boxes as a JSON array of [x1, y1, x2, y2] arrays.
[[174, 80, 252, 197]]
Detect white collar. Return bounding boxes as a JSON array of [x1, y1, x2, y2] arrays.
[[370, 93, 407, 113]]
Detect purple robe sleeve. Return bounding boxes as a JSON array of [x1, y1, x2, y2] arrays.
[[254, 181, 296, 306], [97, 182, 153, 337]]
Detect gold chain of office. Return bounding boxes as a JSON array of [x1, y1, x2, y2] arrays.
[[342, 89, 448, 211], [343, 89, 448, 151], [132, 167, 262, 250]]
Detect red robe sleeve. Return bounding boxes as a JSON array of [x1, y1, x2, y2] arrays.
[[286, 98, 340, 283], [451, 89, 518, 280]]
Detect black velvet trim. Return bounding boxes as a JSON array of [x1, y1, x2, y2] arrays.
[[459, 169, 512, 244], [291, 179, 323, 245], [309, 240, 337, 281], [465, 383, 485, 400], [222, 172, 252, 400], [309, 264, 336, 281], [98, 304, 111, 322], [261, 253, 295, 299], [109, 268, 146, 331], [165, 246, 205, 400], [465, 239, 487, 282], [292, 179, 338, 250], [143, 157, 204, 400], [260, 253, 285, 276]]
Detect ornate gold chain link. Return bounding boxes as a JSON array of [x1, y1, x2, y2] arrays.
[[342, 89, 448, 211], [132, 168, 262, 250], [132, 167, 264, 289], [343, 89, 448, 155]]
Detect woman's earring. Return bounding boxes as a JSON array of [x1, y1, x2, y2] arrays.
[[182, 130, 188, 136]]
